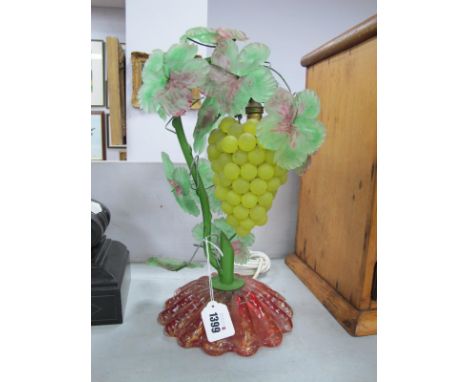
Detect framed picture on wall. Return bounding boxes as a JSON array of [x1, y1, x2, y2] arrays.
[[91, 111, 106, 160], [131, 51, 149, 108], [91, 40, 105, 106], [106, 114, 126, 148]]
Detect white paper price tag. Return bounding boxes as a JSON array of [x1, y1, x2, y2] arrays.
[[201, 301, 235, 343]]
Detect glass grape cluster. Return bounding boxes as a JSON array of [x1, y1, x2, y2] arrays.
[[208, 117, 288, 237]]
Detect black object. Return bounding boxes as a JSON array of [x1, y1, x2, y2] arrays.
[[91, 200, 130, 325]]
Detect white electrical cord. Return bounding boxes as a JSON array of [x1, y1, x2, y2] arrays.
[[234, 250, 271, 279]]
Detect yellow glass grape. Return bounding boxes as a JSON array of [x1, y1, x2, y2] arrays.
[[258, 163, 274, 180], [221, 201, 233, 214], [218, 172, 232, 187], [212, 173, 221, 186], [219, 117, 237, 133], [265, 150, 275, 165], [227, 122, 244, 137], [232, 151, 248, 166], [241, 192, 258, 209], [258, 192, 274, 209], [256, 214, 268, 226], [232, 178, 250, 194], [208, 129, 225, 145], [211, 160, 223, 174], [240, 218, 255, 231], [267, 177, 281, 193], [238, 132, 257, 152], [240, 163, 257, 181], [233, 205, 249, 220], [236, 226, 250, 237], [217, 153, 231, 167], [274, 166, 287, 177], [223, 162, 240, 180], [227, 215, 239, 228], [279, 172, 288, 184], [226, 191, 241, 206], [247, 147, 265, 165], [220, 135, 238, 153], [250, 179, 267, 196], [207, 145, 220, 161], [214, 186, 229, 201], [250, 205, 267, 223], [243, 119, 257, 135]]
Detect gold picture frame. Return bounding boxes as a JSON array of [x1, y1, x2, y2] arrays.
[[131, 51, 149, 108]]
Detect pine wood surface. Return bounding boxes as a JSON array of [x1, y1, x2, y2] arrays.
[[295, 37, 377, 310], [285, 254, 375, 336], [301, 15, 377, 67]]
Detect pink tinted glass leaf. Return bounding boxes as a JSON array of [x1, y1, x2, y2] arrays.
[[211, 40, 238, 72], [216, 28, 248, 42]]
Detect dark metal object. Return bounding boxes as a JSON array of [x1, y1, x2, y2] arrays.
[[91, 200, 130, 325]]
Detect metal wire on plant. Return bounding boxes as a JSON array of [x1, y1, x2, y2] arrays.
[[264, 62, 292, 93], [187, 37, 217, 49]]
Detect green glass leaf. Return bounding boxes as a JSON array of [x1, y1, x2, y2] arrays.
[[193, 97, 221, 153], [237, 231, 255, 247], [241, 67, 278, 103], [161, 152, 175, 180], [142, 50, 165, 81], [294, 90, 320, 120], [236, 43, 270, 76], [192, 222, 204, 242], [215, 28, 248, 42], [230, 240, 250, 264], [211, 40, 239, 71], [181, 26, 218, 44], [181, 27, 248, 45], [273, 142, 309, 171], [172, 167, 200, 217], [179, 57, 210, 87], [256, 114, 285, 150], [294, 118, 326, 155], [213, 218, 236, 239], [147, 256, 202, 271], [196, 159, 222, 214], [264, 87, 294, 116], [214, 218, 255, 247], [257, 87, 326, 171], [164, 43, 198, 72]]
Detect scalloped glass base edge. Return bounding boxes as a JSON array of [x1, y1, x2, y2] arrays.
[[158, 274, 293, 356]]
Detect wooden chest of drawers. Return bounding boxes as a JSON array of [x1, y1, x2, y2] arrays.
[[286, 15, 377, 336]]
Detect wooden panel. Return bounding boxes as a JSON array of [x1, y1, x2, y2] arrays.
[[359, 182, 377, 309], [286, 254, 376, 336], [296, 37, 377, 310], [107, 37, 125, 146], [355, 310, 377, 336], [301, 15, 376, 67]]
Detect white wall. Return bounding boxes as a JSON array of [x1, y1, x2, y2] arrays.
[[91, 6, 125, 42], [92, 162, 299, 261], [208, 0, 376, 94], [125, 0, 208, 163], [91, 6, 126, 161]]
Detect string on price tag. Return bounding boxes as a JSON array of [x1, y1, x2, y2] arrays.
[[201, 238, 235, 343]]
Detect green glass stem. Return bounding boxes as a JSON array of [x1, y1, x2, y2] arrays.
[[172, 117, 244, 291]]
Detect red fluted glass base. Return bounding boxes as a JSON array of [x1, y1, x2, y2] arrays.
[[158, 275, 293, 356]]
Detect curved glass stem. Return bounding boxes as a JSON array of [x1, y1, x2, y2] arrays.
[[172, 117, 218, 270], [172, 117, 244, 291]]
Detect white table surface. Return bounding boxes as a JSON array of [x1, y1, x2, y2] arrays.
[[92, 261, 376, 382]]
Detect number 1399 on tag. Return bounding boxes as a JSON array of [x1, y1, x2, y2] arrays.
[[201, 302, 235, 342]]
